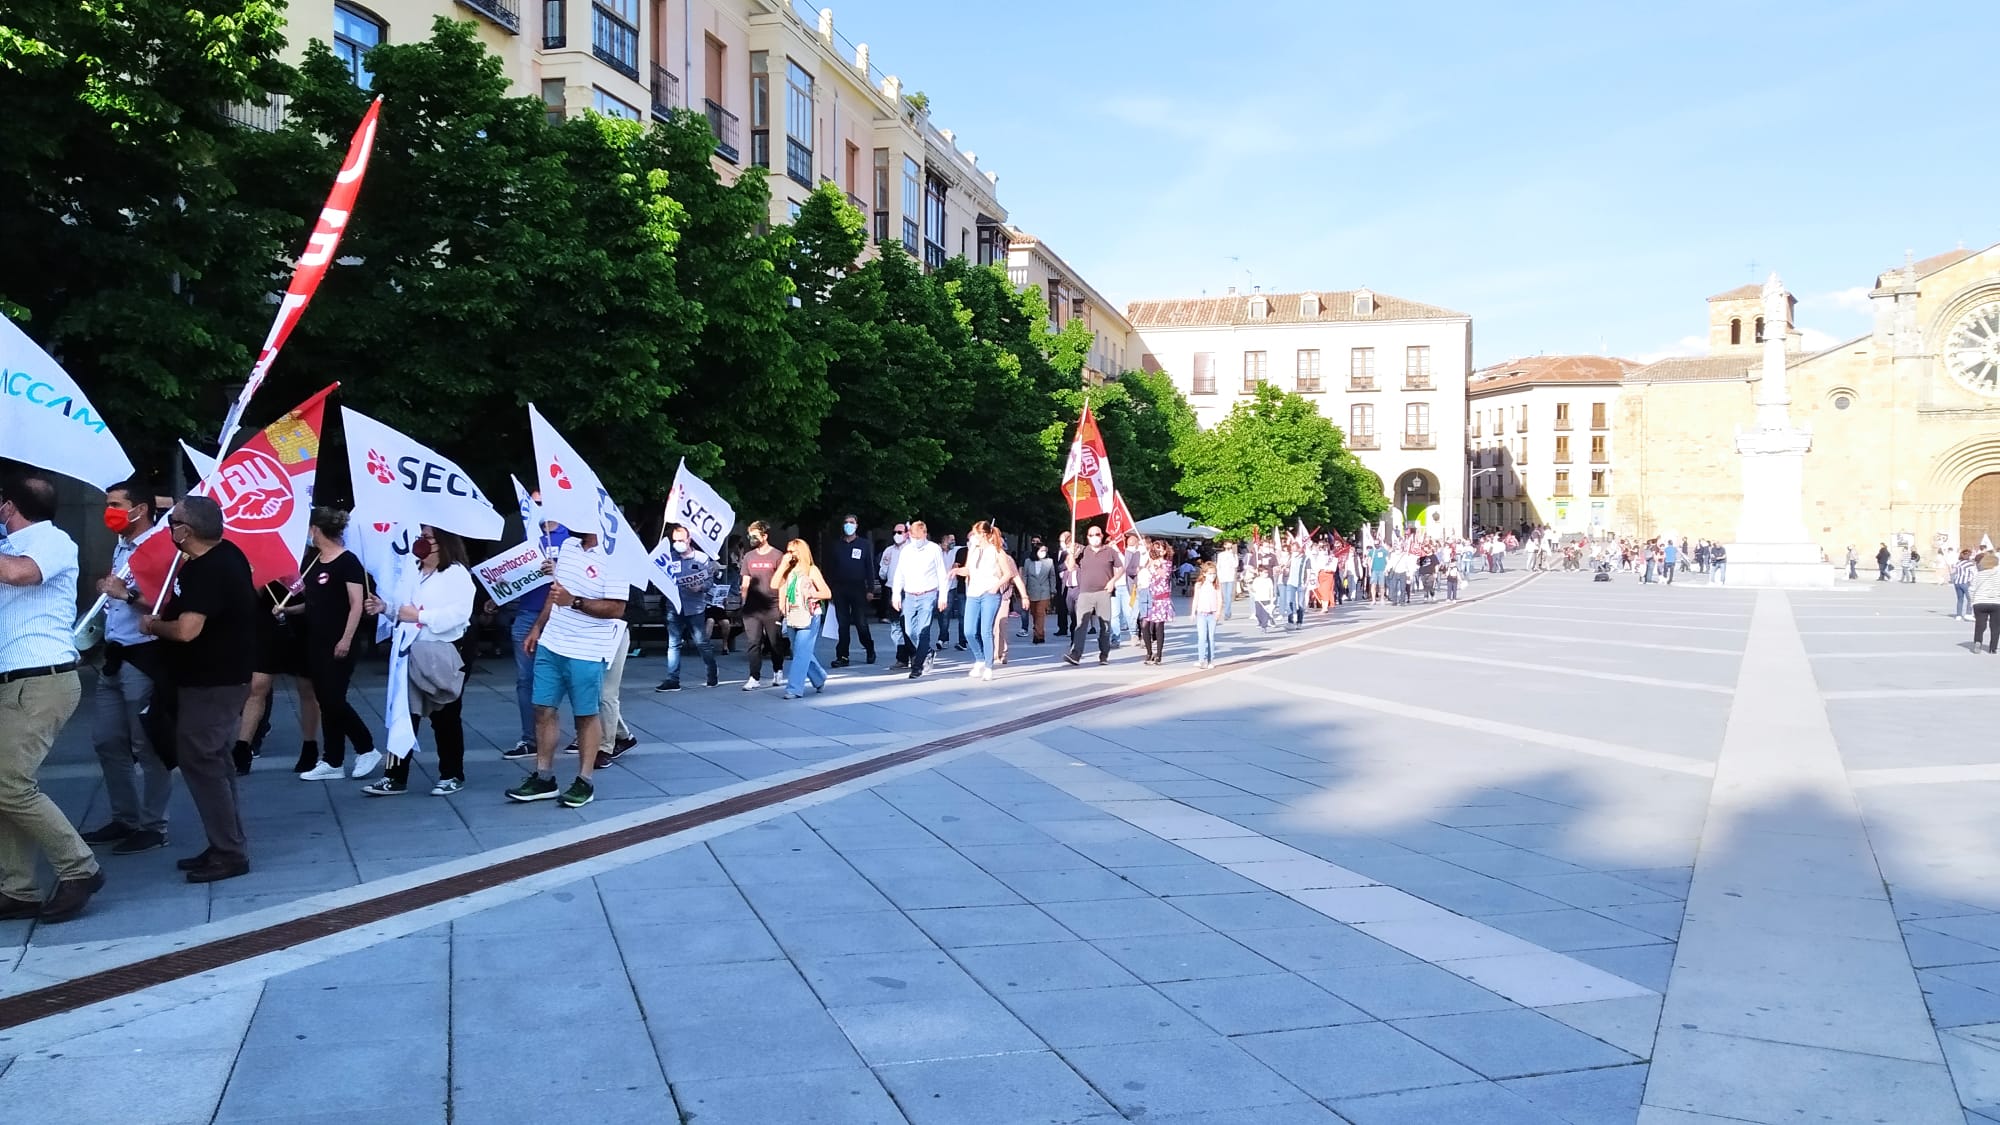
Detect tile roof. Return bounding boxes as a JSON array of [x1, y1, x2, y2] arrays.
[[1625, 354, 1756, 383], [1707, 283, 1762, 302], [1126, 289, 1468, 327], [1469, 355, 1639, 395], [1913, 248, 1976, 278]]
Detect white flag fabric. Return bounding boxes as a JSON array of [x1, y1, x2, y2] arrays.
[[180, 441, 219, 485], [350, 517, 419, 643], [645, 534, 683, 612], [1361, 524, 1375, 549], [665, 458, 735, 560], [341, 407, 502, 539], [1, 317, 135, 489], [511, 474, 550, 554], [527, 404, 653, 589], [382, 622, 419, 760]]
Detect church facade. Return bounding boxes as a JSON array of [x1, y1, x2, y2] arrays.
[[1616, 244, 2000, 554]]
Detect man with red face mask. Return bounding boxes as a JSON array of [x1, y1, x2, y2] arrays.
[[81, 479, 175, 855]]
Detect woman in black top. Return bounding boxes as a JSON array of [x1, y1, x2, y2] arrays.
[[233, 577, 322, 776], [284, 508, 377, 781]]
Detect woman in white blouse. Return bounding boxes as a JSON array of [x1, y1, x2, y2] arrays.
[[361, 526, 477, 796]]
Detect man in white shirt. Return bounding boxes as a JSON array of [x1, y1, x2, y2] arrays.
[[81, 478, 174, 854], [889, 520, 949, 679], [879, 522, 910, 666], [0, 473, 103, 922], [1215, 541, 1238, 620], [509, 533, 625, 809]]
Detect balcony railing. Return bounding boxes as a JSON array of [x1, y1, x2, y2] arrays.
[[1590, 452, 1608, 464], [1514, 418, 1528, 432], [1349, 434, 1379, 450], [1554, 418, 1572, 430], [1554, 485, 1573, 498], [785, 137, 812, 186], [846, 191, 865, 213], [1554, 453, 1572, 464], [650, 65, 679, 118], [1404, 375, 1433, 390], [222, 93, 289, 131], [704, 99, 739, 162], [1592, 418, 1609, 431], [1348, 377, 1376, 391], [872, 210, 888, 244], [1191, 379, 1218, 396], [1402, 433, 1435, 450], [1295, 379, 1322, 394], [457, 0, 521, 31], [592, 43, 640, 82], [1591, 484, 1609, 497], [542, 0, 564, 47]]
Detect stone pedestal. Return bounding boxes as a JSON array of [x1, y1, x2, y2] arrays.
[[1721, 273, 1836, 589]]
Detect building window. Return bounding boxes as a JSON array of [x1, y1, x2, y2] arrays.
[[1192, 353, 1216, 395], [590, 0, 639, 80], [1350, 404, 1375, 447], [1554, 435, 1571, 463], [1350, 347, 1375, 389], [1730, 318, 1742, 345], [901, 155, 920, 253], [922, 172, 946, 270], [333, 3, 385, 88], [1515, 405, 1527, 432], [593, 87, 640, 120], [1471, 411, 1481, 437], [540, 78, 566, 124], [871, 148, 889, 244], [1754, 316, 1766, 343], [749, 51, 770, 168], [1301, 294, 1320, 317], [1554, 470, 1571, 497], [1405, 403, 1431, 436], [1296, 349, 1321, 393], [1249, 295, 1268, 320], [542, 0, 565, 47], [1353, 290, 1374, 316], [1833, 393, 1852, 410], [1241, 350, 1267, 393], [1591, 469, 1608, 496], [1405, 345, 1432, 388], [1555, 402, 1570, 429], [784, 59, 813, 187], [702, 35, 737, 163], [1591, 401, 1607, 429], [1517, 436, 1529, 462], [1591, 434, 1607, 463]]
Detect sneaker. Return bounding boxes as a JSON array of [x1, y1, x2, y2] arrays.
[[613, 733, 638, 754], [830, 657, 851, 668], [655, 680, 682, 692], [80, 822, 134, 845], [361, 777, 407, 797], [864, 652, 876, 665], [742, 676, 761, 691], [300, 762, 344, 781], [501, 740, 535, 760], [1062, 652, 1081, 666], [563, 740, 580, 755], [968, 662, 983, 679], [505, 773, 560, 803], [559, 777, 595, 808], [705, 674, 719, 687], [111, 829, 167, 855], [981, 665, 994, 682], [782, 690, 801, 699], [431, 777, 464, 796], [349, 750, 384, 779]]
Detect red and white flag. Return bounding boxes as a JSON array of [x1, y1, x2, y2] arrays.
[[1060, 402, 1115, 519], [1103, 490, 1136, 541], [134, 385, 336, 605], [217, 98, 382, 450]]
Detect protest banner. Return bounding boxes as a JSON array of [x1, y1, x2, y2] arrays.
[[665, 458, 735, 560], [472, 541, 555, 606], [342, 406, 502, 539], [0, 316, 135, 489]]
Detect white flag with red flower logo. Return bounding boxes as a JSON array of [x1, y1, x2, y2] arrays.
[[527, 404, 654, 589], [341, 406, 502, 539]]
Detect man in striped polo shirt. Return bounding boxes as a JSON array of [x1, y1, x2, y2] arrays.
[[507, 531, 626, 808]]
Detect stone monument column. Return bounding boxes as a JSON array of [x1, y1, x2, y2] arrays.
[[1725, 274, 1834, 586]]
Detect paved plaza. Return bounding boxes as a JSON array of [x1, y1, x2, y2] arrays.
[[2, 567, 1997, 1123]]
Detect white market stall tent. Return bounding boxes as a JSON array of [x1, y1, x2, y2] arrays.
[[1132, 511, 1223, 539]]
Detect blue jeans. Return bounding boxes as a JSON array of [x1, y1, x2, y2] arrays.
[[940, 588, 965, 643], [1109, 580, 1133, 641], [664, 609, 715, 685], [902, 597, 939, 673], [784, 612, 827, 694], [1955, 583, 1971, 617], [963, 592, 1001, 667], [510, 610, 536, 743], [1193, 614, 1216, 663], [1220, 581, 1235, 620], [1277, 584, 1300, 625]]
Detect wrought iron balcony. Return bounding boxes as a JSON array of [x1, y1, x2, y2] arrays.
[[1295, 379, 1322, 394], [1402, 433, 1436, 450], [650, 65, 679, 118], [592, 43, 639, 82], [1349, 434, 1379, 450], [785, 138, 813, 187], [704, 98, 739, 162], [457, 0, 520, 31], [1404, 375, 1433, 390], [222, 94, 289, 131], [1348, 377, 1376, 392], [1554, 418, 1572, 430]]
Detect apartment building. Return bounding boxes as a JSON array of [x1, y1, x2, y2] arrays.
[[1005, 230, 1131, 385], [1128, 288, 1473, 534], [1466, 355, 1634, 536], [259, 0, 1002, 241]]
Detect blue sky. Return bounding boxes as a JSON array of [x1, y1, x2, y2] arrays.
[[814, 0, 1997, 366]]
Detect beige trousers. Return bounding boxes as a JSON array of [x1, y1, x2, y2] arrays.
[[0, 671, 97, 899]]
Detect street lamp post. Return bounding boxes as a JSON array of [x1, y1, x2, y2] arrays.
[[1467, 467, 1500, 536]]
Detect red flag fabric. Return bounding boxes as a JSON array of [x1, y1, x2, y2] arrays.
[[133, 385, 337, 606], [1103, 490, 1136, 541], [217, 98, 381, 449], [1060, 403, 1116, 520]]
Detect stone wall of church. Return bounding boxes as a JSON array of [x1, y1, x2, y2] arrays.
[[1613, 378, 1754, 540]]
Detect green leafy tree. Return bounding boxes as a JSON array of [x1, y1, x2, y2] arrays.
[[1175, 383, 1387, 537], [0, 0, 297, 473], [930, 259, 1063, 533]]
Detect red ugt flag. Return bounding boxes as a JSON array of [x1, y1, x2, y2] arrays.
[[133, 386, 337, 605], [1102, 490, 1136, 542], [1060, 403, 1116, 519]]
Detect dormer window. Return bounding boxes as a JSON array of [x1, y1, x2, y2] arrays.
[[1301, 293, 1320, 317], [1249, 295, 1268, 320], [1353, 289, 1374, 316]]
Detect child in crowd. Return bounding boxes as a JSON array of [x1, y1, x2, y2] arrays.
[[1190, 561, 1220, 669], [1250, 564, 1278, 632]]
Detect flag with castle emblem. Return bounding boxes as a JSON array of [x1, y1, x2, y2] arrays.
[[1060, 402, 1115, 520]]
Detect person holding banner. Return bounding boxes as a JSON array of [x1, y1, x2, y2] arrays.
[[78, 479, 175, 855], [774, 540, 832, 699], [501, 503, 566, 761], [287, 510, 380, 781], [363, 528, 475, 797], [653, 525, 718, 691], [136, 496, 257, 885], [0, 473, 104, 922]]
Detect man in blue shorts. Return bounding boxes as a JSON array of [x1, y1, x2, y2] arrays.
[[507, 531, 626, 808]]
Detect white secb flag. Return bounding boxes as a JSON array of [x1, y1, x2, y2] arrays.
[[666, 458, 736, 560], [1, 317, 135, 489], [526, 404, 653, 589], [350, 517, 419, 644], [342, 407, 502, 539]]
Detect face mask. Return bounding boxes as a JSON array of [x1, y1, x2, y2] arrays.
[[843, 522, 857, 535], [749, 533, 764, 546], [894, 533, 907, 544], [673, 540, 690, 553], [103, 507, 131, 534], [412, 537, 435, 562], [1036, 548, 1048, 559]]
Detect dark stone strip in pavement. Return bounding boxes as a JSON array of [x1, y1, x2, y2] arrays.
[[0, 575, 1540, 1032]]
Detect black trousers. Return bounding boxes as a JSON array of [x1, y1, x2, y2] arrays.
[[308, 647, 373, 767], [387, 697, 466, 785], [1976, 604, 2000, 652], [742, 608, 784, 678], [829, 586, 874, 660]]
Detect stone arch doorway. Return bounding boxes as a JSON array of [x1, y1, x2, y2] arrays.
[[1395, 469, 1440, 530], [1964, 473, 2000, 548]]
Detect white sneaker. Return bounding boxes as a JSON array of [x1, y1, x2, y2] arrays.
[[981, 665, 994, 682], [349, 750, 383, 779], [968, 662, 983, 679], [431, 777, 463, 796], [742, 676, 761, 691], [299, 762, 343, 781]]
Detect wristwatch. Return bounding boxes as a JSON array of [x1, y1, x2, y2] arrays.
[[123, 590, 140, 606]]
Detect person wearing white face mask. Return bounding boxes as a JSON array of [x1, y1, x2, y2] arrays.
[[1022, 540, 1055, 643], [825, 514, 876, 667], [362, 527, 476, 796], [879, 522, 911, 667]]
